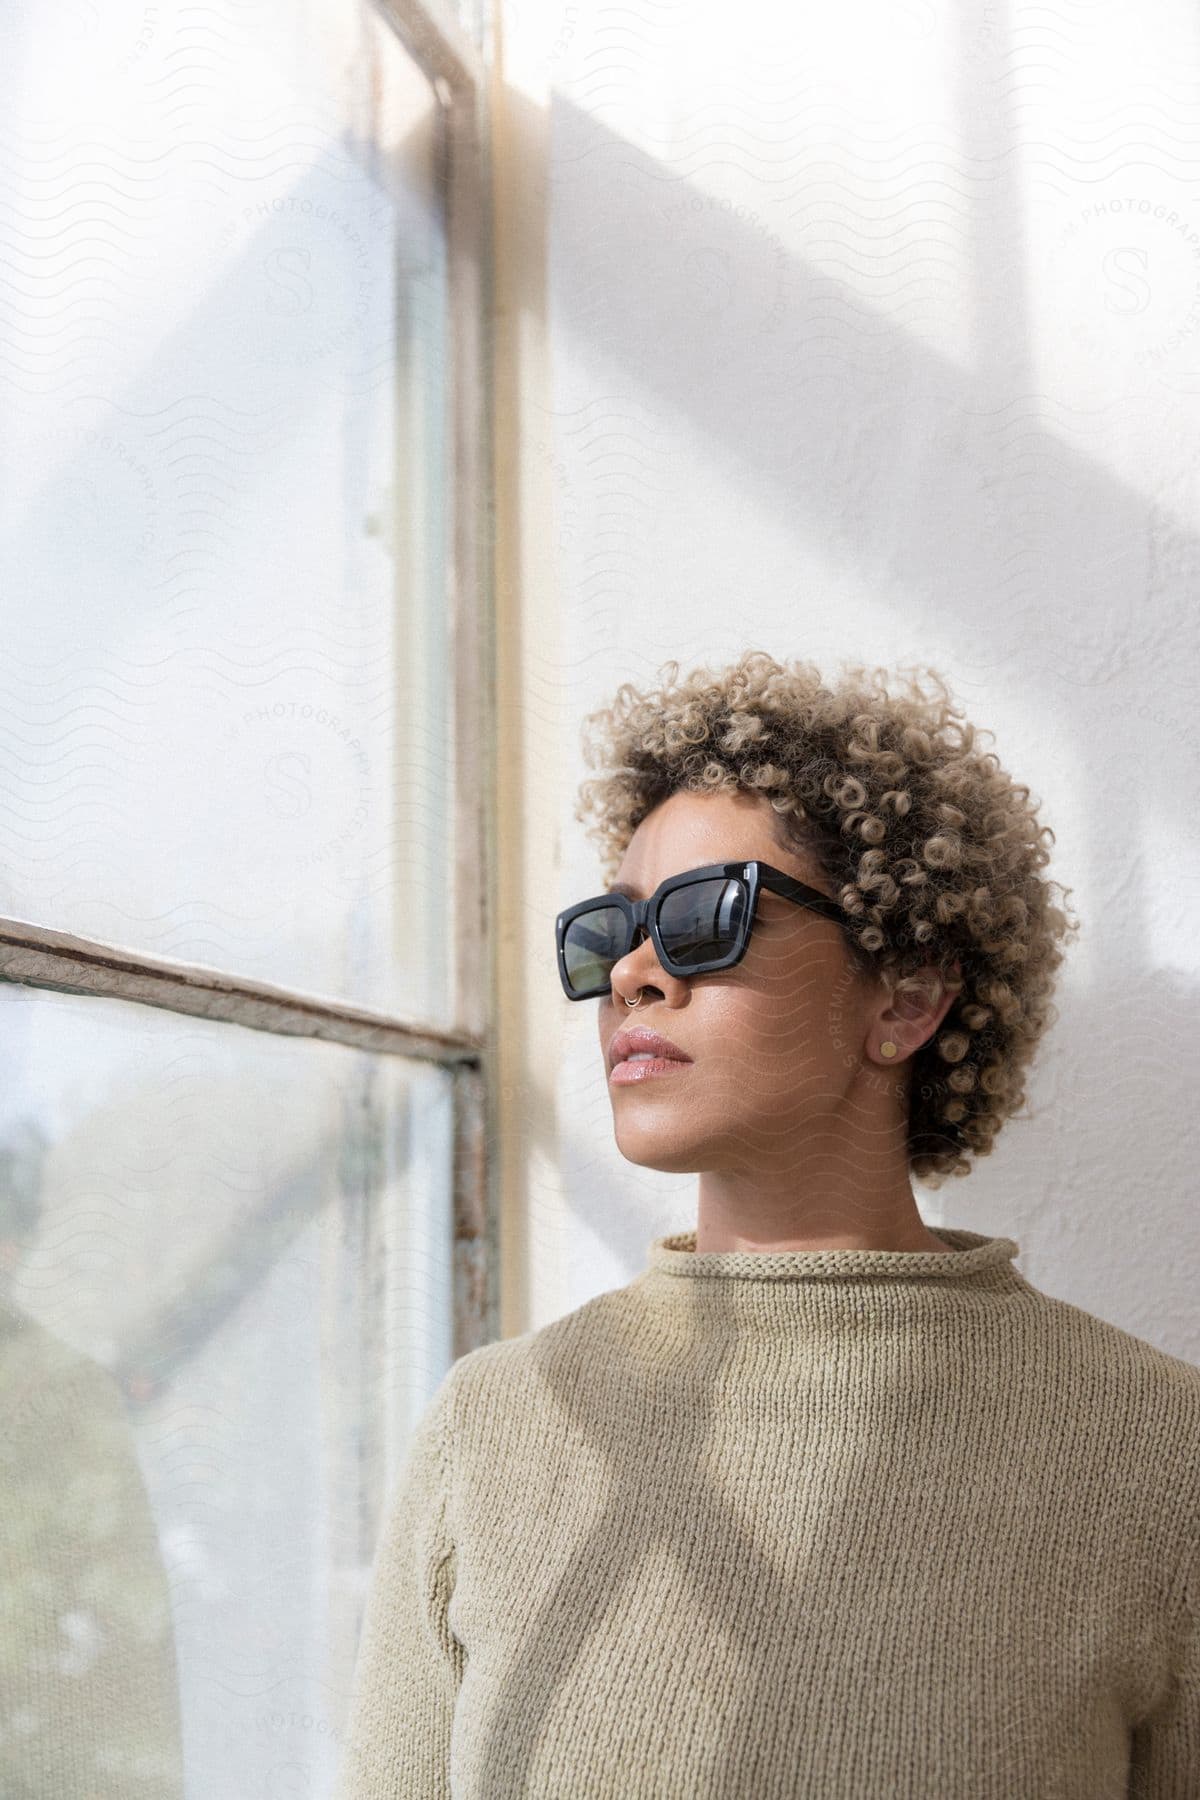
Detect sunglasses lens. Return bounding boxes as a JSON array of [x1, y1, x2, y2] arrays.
[[659, 877, 748, 968], [562, 903, 629, 997], [561, 877, 749, 997]]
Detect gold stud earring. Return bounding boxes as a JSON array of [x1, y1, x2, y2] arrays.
[[880, 1040, 898, 1058]]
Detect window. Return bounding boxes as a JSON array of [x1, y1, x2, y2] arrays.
[[0, 1, 494, 1794]]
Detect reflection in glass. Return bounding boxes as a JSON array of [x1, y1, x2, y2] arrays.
[[0, 984, 453, 1797]]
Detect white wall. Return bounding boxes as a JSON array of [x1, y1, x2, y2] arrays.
[[507, 0, 1200, 1360]]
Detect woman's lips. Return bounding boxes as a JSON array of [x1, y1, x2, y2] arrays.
[[609, 1056, 694, 1085]]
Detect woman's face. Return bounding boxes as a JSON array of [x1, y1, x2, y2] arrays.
[[598, 788, 890, 1179]]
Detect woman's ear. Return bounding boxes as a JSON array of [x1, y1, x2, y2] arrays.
[[878, 962, 960, 1057]]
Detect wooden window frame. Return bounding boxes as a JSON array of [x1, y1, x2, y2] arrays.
[[0, 0, 499, 1359]]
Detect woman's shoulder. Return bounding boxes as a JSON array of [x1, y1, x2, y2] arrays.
[[1025, 1284, 1200, 1401], [435, 1284, 648, 1456], [449, 1284, 638, 1389]]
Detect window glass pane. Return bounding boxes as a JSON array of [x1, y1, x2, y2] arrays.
[[0, 2, 457, 1025], [446, 0, 487, 46], [0, 983, 454, 1799]]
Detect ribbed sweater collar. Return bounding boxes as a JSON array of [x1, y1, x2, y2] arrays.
[[647, 1225, 1020, 1285], [633, 1226, 1030, 1345]]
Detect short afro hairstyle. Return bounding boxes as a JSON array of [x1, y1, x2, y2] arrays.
[[573, 649, 1081, 1187]]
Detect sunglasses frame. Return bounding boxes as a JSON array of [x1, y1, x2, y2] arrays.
[[555, 859, 853, 1001]]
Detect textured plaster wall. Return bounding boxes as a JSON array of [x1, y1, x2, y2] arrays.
[[518, 0, 1200, 1361]]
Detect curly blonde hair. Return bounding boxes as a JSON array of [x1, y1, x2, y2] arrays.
[[573, 650, 1081, 1187]]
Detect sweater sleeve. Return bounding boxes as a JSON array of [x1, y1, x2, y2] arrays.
[[335, 1368, 464, 1800], [1128, 1536, 1200, 1798]]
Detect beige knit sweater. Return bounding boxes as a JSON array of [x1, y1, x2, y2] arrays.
[[335, 1226, 1200, 1799]]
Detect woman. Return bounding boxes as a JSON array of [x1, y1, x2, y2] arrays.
[[337, 651, 1199, 1798]]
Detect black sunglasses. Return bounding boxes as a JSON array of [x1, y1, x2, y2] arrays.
[[555, 860, 852, 1001]]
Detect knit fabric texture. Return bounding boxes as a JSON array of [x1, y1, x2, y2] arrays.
[[335, 1226, 1200, 1799]]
